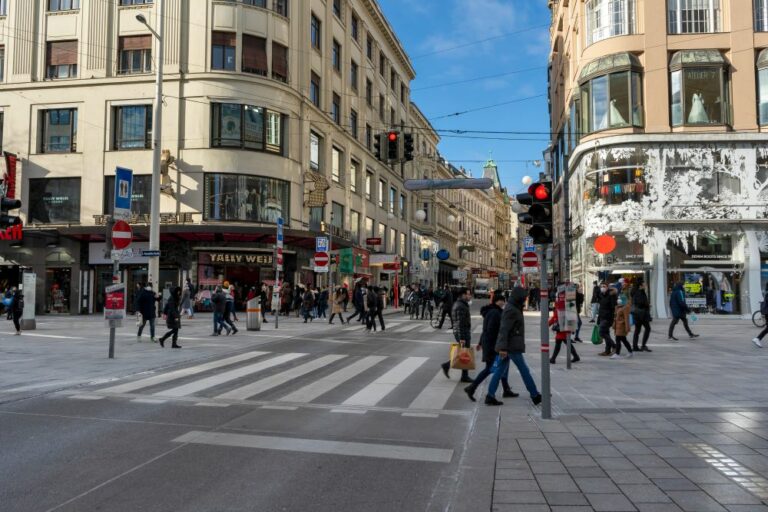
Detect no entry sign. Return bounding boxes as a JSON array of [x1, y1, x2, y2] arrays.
[[522, 251, 539, 267], [314, 251, 329, 267], [111, 220, 133, 250]]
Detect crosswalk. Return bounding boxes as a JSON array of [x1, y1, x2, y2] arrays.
[[338, 320, 482, 335], [83, 349, 473, 417]]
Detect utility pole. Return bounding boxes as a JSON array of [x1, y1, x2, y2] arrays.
[[539, 245, 551, 419]]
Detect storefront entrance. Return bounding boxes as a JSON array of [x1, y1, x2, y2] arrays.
[[46, 268, 71, 314]]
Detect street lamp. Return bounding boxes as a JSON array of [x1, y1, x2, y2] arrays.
[[136, 3, 164, 287]]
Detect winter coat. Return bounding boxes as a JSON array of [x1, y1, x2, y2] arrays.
[[332, 292, 344, 314], [211, 291, 227, 314], [451, 298, 471, 342], [496, 287, 527, 354], [597, 291, 617, 323], [376, 292, 384, 312], [669, 284, 689, 318], [303, 291, 315, 309], [590, 285, 601, 304], [365, 290, 377, 313], [576, 291, 584, 315], [136, 289, 157, 319], [163, 296, 181, 329], [631, 287, 651, 322], [11, 290, 23, 315], [613, 304, 631, 337], [440, 290, 454, 312], [548, 308, 568, 342], [479, 303, 502, 363], [354, 287, 365, 309]]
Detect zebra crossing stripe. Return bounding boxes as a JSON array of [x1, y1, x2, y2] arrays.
[[472, 324, 483, 334], [100, 351, 270, 394], [408, 370, 461, 411], [215, 355, 347, 400], [393, 323, 421, 333], [277, 355, 387, 403], [156, 353, 306, 397], [342, 357, 428, 407]]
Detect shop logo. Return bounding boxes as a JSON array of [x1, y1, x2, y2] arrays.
[[0, 224, 22, 241]]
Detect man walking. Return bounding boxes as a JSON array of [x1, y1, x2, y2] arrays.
[[436, 284, 454, 329], [597, 283, 618, 356], [211, 285, 230, 336], [668, 282, 699, 340], [486, 286, 542, 406], [590, 280, 600, 323], [631, 281, 652, 351], [441, 287, 473, 383], [136, 283, 157, 343], [10, 287, 23, 335]]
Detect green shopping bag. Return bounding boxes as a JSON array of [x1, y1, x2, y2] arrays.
[[591, 325, 601, 344]]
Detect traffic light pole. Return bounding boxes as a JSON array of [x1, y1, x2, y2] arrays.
[[108, 257, 119, 359], [539, 245, 552, 420]]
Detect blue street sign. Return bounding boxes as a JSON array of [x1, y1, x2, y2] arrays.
[[113, 167, 133, 220], [436, 249, 450, 261], [523, 236, 535, 252], [316, 236, 329, 253], [141, 250, 161, 257]]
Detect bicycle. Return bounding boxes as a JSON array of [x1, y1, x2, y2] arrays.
[[753, 310, 766, 329]]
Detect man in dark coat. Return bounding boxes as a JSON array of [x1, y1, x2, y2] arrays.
[[440, 287, 473, 383], [597, 284, 618, 356], [590, 280, 601, 322], [668, 282, 699, 340], [10, 288, 23, 335], [464, 292, 517, 401], [631, 282, 652, 351], [158, 286, 182, 348], [486, 286, 542, 406], [136, 283, 157, 342], [436, 285, 454, 329], [211, 286, 230, 335]]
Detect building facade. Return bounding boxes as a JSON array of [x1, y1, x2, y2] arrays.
[[0, 0, 418, 313], [548, 0, 768, 318]]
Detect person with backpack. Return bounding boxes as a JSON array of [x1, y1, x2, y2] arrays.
[[436, 285, 454, 329], [364, 285, 378, 331]]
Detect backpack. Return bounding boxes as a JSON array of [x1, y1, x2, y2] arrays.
[[761, 300, 768, 316]]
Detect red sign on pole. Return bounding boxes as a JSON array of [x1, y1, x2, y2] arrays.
[[111, 220, 133, 250], [314, 251, 329, 267], [522, 251, 539, 267]]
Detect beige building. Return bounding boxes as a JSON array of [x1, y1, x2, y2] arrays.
[[549, 0, 768, 318], [0, 0, 422, 313]]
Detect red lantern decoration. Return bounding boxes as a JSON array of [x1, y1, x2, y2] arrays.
[[594, 234, 617, 255]]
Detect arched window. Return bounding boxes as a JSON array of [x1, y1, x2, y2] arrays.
[[758, 49, 768, 125], [669, 50, 730, 126], [585, 0, 636, 46], [578, 52, 643, 134]]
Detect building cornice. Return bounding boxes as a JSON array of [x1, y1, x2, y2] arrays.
[[362, 0, 416, 80]]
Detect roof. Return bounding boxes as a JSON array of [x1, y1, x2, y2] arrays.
[[578, 52, 642, 83], [758, 48, 768, 69], [670, 50, 725, 68]]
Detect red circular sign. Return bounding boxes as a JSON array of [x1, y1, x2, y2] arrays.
[[522, 251, 539, 267], [594, 234, 617, 255], [534, 185, 549, 200], [111, 220, 133, 250], [314, 251, 329, 266]]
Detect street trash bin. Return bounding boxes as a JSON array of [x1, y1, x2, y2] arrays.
[[247, 297, 262, 331]]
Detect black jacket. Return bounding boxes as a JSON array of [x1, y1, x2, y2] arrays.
[[597, 291, 617, 323], [11, 290, 23, 315], [136, 289, 157, 319], [163, 297, 180, 329], [631, 287, 651, 322], [211, 291, 227, 314], [576, 291, 585, 314], [590, 285, 601, 304], [440, 290, 454, 312], [451, 298, 471, 341], [479, 303, 502, 363], [496, 287, 527, 353]]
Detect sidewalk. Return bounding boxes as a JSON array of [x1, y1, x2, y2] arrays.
[[488, 313, 768, 511]]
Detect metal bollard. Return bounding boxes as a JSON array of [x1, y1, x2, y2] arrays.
[[246, 297, 262, 331]]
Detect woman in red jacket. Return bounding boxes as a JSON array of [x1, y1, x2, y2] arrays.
[[549, 293, 580, 364]]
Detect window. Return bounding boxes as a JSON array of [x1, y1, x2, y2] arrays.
[[378, 223, 386, 247], [332, 93, 341, 124], [212, 32, 236, 70], [310, 131, 322, 171], [578, 52, 643, 133], [366, 36, 373, 60], [311, 13, 321, 50], [310, 72, 321, 107], [211, 103, 284, 153], [41, 108, 77, 153], [758, 0, 768, 31], [365, 124, 372, 150], [351, 13, 359, 42], [668, 0, 721, 34], [350, 109, 358, 138], [28, 178, 80, 224], [273, 0, 288, 17], [365, 171, 372, 200], [388, 228, 396, 254], [332, 39, 341, 72], [272, 42, 288, 82], [120, 0, 153, 4], [378, 179, 385, 208], [113, 105, 151, 150], [390, 70, 396, 90], [399, 193, 406, 219], [332, 146, 343, 184], [104, 175, 151, 215], [0, 47, 4, 82], [399, 232, 406, 258], [350, 159, 360, 193], [204, 174, 289, 223], [0, 0, 5, 15], [390, 107, 395, 126], [118, 36, 151, 74], [379, 94, 385, 121], [242, 0, 266, 6], [331, 202, 344, 230], [242, 34, 267, 76], [670, 50, 729, 126], [350, 60, 358, 90], [48, 0, 78, 11], [350, 210, 360, 241], [389, 187, 396, 215], [759, 49, 768, 125], [46, 40, 78, 79], [379, 51, 386, 76], [366, 78, 373, 105], [585, 0, 636, 45], [333, 0, 341, 19], [400, 83, 406, 103], [365, 217, 374, 238], [310, 206, 325, 231]]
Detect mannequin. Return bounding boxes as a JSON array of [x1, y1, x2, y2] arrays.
[[688, 92, 709, 124]]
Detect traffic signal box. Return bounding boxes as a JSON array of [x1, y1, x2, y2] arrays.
[[516, 181, 553, 244]]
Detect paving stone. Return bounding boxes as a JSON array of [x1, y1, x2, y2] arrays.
[[585, 492, 637, 511], [699, 484, 764, 505], [652, 478, 700, 491], [578, 436, 609, 445], [676, 468, 732, 484], [529, 460, 569, 474], [615, 441, 656, 455], [553, 446, 588, 456], [634, 503, 684, 512], [619, 483, 673, 503], [544, 492, 589, 506], [525, 450, 562, 461], [495, 479, 542, 492], [724, 506, 768, 512], [493, 505, 551, 512], [651, 447, 700, 458], [666, 491, 728, 512], [545, 433, 580, 447], [585, 444, 624, 457], [520, 439, 558, 452], [663, 457, 711, 468], [536, 474, 579, 493], [496, 468, 535, 480], [497, 459, 532, 469], [574, 477, 620, 493], [560, 455, 598, 468], [494, 491, 547, 504], [640, 467, 685, 479], [608, 469, 652, 485], [628, 454, 671, 468], [596, 457, 636, 470], [550, 507, 594, 512]]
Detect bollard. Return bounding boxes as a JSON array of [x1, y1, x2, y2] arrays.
[[246, 297, 262, 331]]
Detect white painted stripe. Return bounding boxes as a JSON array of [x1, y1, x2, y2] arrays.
[[330, 408, 366, 414], [419, 326, 438, 333], [261, 405, 298, 411], [17, 333, 85, 340], [194, 402, 230, 407], [408, 370, 460, 411], [173, 430, 453, 463], [156, 353, 305, 397], [342, 357, 429, 407], [100, 351, 270, 394], [472, 324, 483, 334], [111, 232, 132, 239], [392, 323, 421, 333], [402, 412, 439, 418], [69, 394, 105, 401], [215, 355, 346, 400], [131, 398, 167, 404], [278, 356, 386, 403], [343, 326, 359, 332]]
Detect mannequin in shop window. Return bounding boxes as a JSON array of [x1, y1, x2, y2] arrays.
[[688, 92, 710, 124]]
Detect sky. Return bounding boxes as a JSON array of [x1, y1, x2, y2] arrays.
[[379, 0, 551, 195]]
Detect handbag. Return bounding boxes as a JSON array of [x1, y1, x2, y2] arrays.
[[449, 342, 476, 370], [591, 325, 601, 344]]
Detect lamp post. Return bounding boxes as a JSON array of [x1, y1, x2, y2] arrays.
[[137, 3, 164, 287]]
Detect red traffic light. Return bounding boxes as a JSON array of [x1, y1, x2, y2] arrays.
[[530, 184, 549, 201], [387, 132, 398, 142]]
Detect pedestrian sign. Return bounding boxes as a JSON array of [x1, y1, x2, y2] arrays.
[[523, 236, 535, 252], [113, 167, 133, 221], [316, 236, 329, 253]]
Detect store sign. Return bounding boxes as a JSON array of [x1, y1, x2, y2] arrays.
[[0, 224, 22, 241], [436, 249, 450, 261], [452, 270, 467, 280], [93, 213, 195, 225], [685, 297, 707, 308], [204, 253, 274, 265]]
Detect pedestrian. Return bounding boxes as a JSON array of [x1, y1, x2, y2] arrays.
[[630, 281, 652, 351], [184, 278, 196, 319], [487, 286, 542, 406], [436, 284, 454, 329], [440, 287, 473, 383], [158, 286, 182, 348], [753, 298, 768, 347], [228, 284, 240, 322], [590, 280, 600, 323], [293, 286, 304, 317], [223, 286, 239, 334], [348, 282, 365, 323], [302, 287, 315, 323], [365, 285, 378, 331], [211, 285, 230, 336], [375, 286, 386, 331], [259, 283, 270, 323], [342, 284, 349, 312], [329, 287, 346, 324], [10, 287, 23, 335], [596, 283, 618, 356], [549, 291, 580, 364], [611, 294, 634, 359], [464, 292, 518, 401], [136, 283, 158, 343], [317, 286, 329, 319], [180, 283, 193, 319], [668, 282, 699, 340], [574, 284, 584, 342]]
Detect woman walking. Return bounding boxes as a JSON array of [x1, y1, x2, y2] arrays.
[[329, 288, 346, 324], [548, 294, 580, 364], [611, 295, 634, 359], [597, 284, 618, 356], [631, 282, 652, 352], [10, 287, 23, 335], [668, 282, 699, 340], [159, 286, 182, 348], [180, 284, 193, 319]]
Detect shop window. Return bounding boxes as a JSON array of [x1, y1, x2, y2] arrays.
[[665, 151, 741, 201], [758, 49, 768, 125], [104, 175, 151, 215], [585, 0, 636, 45], [668, 0, 721, 34], [578, 52, 643, 133], [670, 50, 730, 126], [211, 103, 284, 153], [118, 35, 151, 74], [584, 167, 648, 205], [113, 105, 152, 150], [28, 177, 81, 224], [41, 108, 77, 153], [203, 174, 289, 223], [211, 32, 236, 71]]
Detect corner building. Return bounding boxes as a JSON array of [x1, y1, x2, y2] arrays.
[[548, 0, 768, 318], [0, 0, 415, 313]]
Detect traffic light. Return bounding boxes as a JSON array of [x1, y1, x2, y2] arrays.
[[403, 133, 414, 161], [516, 181, 553, 244], [387, 131, 399, 161], [0, 196, 21, 228], [373, 133, 387, 162]]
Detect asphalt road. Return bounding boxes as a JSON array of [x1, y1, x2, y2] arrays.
[[0, 306, 504, 512]]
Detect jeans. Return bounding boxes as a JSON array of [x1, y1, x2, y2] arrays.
[[668, 315, 693, 337], [213, 311, 227, 334], [599, 319, 615, 351], [469, 359, 510, 392], [137, 317, 155, 338], [575, 315, 583, 339], [489, 353, 539, 399]]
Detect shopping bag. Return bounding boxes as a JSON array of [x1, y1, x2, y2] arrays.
[[591, 325, 601, 344], [136, 312, 143, 327], [449, 343, 476, 370]]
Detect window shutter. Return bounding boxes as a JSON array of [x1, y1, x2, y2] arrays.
[[242, 34, 267, 74], [119, 35, 151, 50], [272, 42, 288, 79], [47, 40, 78, 65], [211, 31, 236, 47]]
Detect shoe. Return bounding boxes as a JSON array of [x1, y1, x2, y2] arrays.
[[303, 320, 307, 323], [589, 319, 595, 323], [441, 362, 450, 379], [753, 338, 764, 348], [172, 343, 181, 349], [689, 334, 699, 339], [571, 356, 580, 363], [610, 354, 621, 359], [231, 328, 238, 335], [574, 338, 583, 343], [532, 394, 543, 405], [211, 332, 219, 336], [484, 396, 503, 406], [464, 385, 476, 402], [225, 328, 231, 336], [159, 338, 165, 348], [549, 358, 556, 365], [625, 352, 634, 359], [642, 346, 652, 352], [632, 346, 640, 352], [502, 390, 519, 398], [668, 336, 678, 341], [14, 331, 21, 335], [460, 376, 473, 383], [151, 337, 157, 343], [598, 351, 611, 356]]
